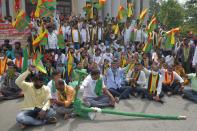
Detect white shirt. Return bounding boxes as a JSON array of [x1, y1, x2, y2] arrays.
[[126, 70, 146, 88], [135, 29, 143, 42], [93, 55, 102, 65], [124, 26, 132, 43], [165, 55, 174, 66], [72, 29, 80, 42], [81, 75, 104, 98], [65, 26, 71, 40], [97, 27, 103, 41], [102, 53, 113, 63], [104, 68, 124, 89], [160, 69, 184, 84], [143, 68, 163, 96], [99, 45, 106, 53], [192, 46, 197, 67], [55, 53, 67, 64], [80, 28, 90, 43], [46, 32, 58, 49]]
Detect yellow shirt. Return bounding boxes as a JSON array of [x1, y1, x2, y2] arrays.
[[15, 70, 51, 111], [57, 85, 75, 107]]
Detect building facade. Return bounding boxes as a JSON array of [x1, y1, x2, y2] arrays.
[[0, 0, 149, 21], [72, 0, 150, 21]]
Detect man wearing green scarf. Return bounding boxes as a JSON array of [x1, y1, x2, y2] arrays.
[[47, 70, 62, 101], [79, 69, 116, 108]]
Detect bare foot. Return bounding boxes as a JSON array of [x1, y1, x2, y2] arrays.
[[18, 123, 26, 129], [64, 114, 70, 120], [115, 97, 120, 103]]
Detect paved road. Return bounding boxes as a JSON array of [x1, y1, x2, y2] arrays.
[[0, 95, 197, 131]]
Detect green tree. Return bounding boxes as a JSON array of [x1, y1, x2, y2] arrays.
[[149, 0, 161, 18], [182, 0, 197, 35], [158, 0, 184, 29]]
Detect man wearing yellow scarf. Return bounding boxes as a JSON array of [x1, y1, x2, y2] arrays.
[[142, 62, 164, 103], [52, 79, 75, 120]]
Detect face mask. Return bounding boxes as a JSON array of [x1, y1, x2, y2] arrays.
[[0, 56, 4, 60]]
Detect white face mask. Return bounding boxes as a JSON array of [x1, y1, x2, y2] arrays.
[[0, 57, 4, 60], [152, 71, 158, 75]]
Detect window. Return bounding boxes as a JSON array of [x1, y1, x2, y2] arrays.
[[57, 0, 72, 16]]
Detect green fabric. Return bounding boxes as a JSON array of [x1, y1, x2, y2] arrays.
[[69, 81, 79, 88], [40, 34, 48, 46], [183, 47, 190, 62], [22, 48, 28, 73], [43, 1, 57, 11], [188, 73, 197, 91], [164, 34, 174, 49], [57, 33, 65, 49], [93, 3, 102, 10], [14, 15, 30, 32], [52, 80, 57, 93], [95, 78, 103, 96], [144, 43, 153, 53]]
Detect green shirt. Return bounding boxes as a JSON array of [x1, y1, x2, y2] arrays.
[[188, 73, 197, 91]]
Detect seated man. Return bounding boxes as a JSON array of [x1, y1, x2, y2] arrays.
[[182, 67, 197, 103], [104, 59, 132, 101], [15, 65, 56, 129], [80, 69, 116, 108], [53, 79, 76, 119], [175, 62, 189, 85], [142, 62, 164, 103], [47, 70, 62, 100], [161, 65, 184, 96], [126, 62, 146, 96], [13, 51, 23, 73], [0, 61, 23, 100]]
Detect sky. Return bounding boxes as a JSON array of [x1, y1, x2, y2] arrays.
[[177, 0, 188, 4]]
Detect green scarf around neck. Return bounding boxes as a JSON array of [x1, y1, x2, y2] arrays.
[[95, 78, 103, 96]]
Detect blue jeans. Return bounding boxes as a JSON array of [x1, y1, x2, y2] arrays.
[[162, 82, 181, 94], [108, 87, 132, 99], [183, 89, 197, 103], [16, 108, 56, 126]]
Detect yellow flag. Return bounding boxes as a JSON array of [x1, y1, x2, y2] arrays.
[[90, 6, 94, 19], [139, 8, 148, 21], [127, 3, 133, 17], [114, 24, 119, 35], [35, 0, 43, 17], [67, 51, 74, 76], [171, 32, 175, 45], [33, 29, 48, 46]]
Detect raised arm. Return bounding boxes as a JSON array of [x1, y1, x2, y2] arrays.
[[15, 70, 32, 91]]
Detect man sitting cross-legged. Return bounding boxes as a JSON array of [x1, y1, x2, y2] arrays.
[[0, 61, 23, 100], [104, 59, 132, 101], [78, 69, 117, 108], [161, 65, 184, 96], [52, 79, 76, 120], [182, 66, 197, 103], [142, 62, 164, 103], [126, 62, 146, 97], [15, 65, 56, 129]]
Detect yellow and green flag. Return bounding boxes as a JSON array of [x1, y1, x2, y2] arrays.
[[12, 10, 30, 32], [57, 26, 65, 49]]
